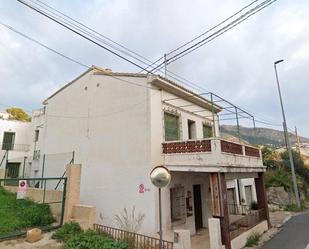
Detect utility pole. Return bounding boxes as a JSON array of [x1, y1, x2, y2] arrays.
[[274, 60, 300, 207], [295, 126, 301, 154], [164, 54, 167, 77]]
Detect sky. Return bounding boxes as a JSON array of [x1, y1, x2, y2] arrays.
[[0, 0, 308, 137]]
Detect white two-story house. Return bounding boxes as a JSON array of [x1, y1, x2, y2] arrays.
[[0, 111, 31, 178], [27, 66, 269, 249]]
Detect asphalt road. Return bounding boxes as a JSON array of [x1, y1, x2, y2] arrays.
[[262, 210, 309, 249]]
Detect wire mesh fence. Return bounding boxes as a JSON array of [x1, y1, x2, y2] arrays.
[[0, 177, 67, 241]]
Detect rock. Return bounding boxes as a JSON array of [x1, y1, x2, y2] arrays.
[[267, 187, 294, 207], [26, 228, 42, 243]]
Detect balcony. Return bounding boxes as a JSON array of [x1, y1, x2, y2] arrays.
[[162, 138, 264, 172], [1, 143, 30, 152]]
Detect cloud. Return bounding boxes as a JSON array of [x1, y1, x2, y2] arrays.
[[0, 0, 308, 137]]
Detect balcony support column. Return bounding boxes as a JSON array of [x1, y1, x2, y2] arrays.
[[254, 172, 271, 228], [210, 93, 217, 137], [210, 173, 231, 249]]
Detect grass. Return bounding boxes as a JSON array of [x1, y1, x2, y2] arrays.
[[246, 232, 261, 247], [0, 187, 54, 237], [52, 222, 130, 249]]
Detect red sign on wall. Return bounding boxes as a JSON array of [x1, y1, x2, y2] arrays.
[[139, 184, 145, 193]]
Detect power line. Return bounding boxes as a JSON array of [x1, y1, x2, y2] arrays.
[[15, 0, 289, 130], [17, 0, 151, 73], [0, 20, 88, 68], [166, 0, 261, 57], [151, 0, 277, 72], [0, 19, 157, 91]]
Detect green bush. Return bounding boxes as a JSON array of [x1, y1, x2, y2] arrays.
[[284, 203, 305, 212], [52, 221, 82, 242], [265, 170, 292, 191], [246, 232, 261, 247], [250, 201, 259, 210], [62, 230, 130, 249]]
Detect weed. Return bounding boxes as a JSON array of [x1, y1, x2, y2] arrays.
[[246, 232, 261, 247]]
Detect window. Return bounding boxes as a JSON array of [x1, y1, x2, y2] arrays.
[[187, 120, 196, 139], [203, 124, 213, 138], [2, 132, 15, 150], [34, 130, 39, 142], [164, 112, 180, 141], [170, 186, 185, 222]]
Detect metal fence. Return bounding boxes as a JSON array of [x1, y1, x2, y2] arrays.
[[94, 224, 174, 249], [227, 203, 250, 215], [0, 177, 67, 241], [229, 208, 267, 239]]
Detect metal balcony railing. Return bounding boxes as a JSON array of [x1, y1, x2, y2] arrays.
[[1, 143, 30, 152]]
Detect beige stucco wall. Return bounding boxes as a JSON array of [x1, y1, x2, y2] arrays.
[[4, 186, 63, 221]]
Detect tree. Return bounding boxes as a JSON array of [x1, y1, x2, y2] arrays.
[[6, 107, 31, 122], [281, 150, 309, 184], [262, 146, 281, 169]]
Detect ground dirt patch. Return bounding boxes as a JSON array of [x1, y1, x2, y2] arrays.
[[0, 232, 62, 249]]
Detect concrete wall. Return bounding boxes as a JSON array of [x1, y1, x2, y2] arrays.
[[38, 71, 158, 235], [231, 220, 268, 249]]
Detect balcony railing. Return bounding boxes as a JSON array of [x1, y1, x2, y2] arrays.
[[162, 139, 211, 154], [1, 143, 30, 152], [162, 138, 260, 158], [162, 138, 263, 170]]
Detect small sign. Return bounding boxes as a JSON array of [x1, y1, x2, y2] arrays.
[[139, 184, 145, 193], [17, 180, 27, 199]]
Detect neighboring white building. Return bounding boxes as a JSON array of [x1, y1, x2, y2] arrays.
[[25, 66, 268, 249], [0, 111, 31, 178]]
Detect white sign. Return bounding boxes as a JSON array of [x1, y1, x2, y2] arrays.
[[17, 180, 27, 199]]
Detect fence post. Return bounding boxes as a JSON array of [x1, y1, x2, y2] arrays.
[[40, 154, 46, 188], [63, 164, 81, 222], [174, 230, 191, 249]]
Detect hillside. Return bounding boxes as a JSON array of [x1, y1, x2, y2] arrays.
[[220, 125, 309, 148]]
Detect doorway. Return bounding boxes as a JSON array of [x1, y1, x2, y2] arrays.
[[193, 184, 203, 231]]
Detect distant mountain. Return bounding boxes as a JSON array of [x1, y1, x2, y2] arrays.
[[220, 125, 309, 148]]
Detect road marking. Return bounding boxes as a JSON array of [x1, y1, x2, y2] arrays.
[[305, 242, 309, 249]]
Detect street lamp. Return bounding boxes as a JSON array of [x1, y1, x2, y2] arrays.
[[150, 166, 171, 249], [274, 59, 301, 207]]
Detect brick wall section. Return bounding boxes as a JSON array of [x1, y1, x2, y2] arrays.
[[244, 146, 260, 158], [162, 139, 211, 154], [220, 140, 243, 155]]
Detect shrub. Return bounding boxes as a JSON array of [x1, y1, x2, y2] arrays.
[[284, 203, 305, 212], [52, 221, 82, 242], [63, 230, 130, 249], [0, 187, 54, 235], [250, 201, 259, 210], [265, 170, 292, 191], [246, 232, 261, 247]]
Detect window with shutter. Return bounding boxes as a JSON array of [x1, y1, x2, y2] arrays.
[[203, 124, 213, 138], [164, 112, 180, 141], [2, 132, 15, 150]]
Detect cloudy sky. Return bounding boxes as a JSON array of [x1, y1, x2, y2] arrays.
[[0, 0, 308, 136]]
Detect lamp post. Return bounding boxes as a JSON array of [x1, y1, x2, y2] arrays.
[[150, 166, 171, 249], [274, 59, 301, 207]]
